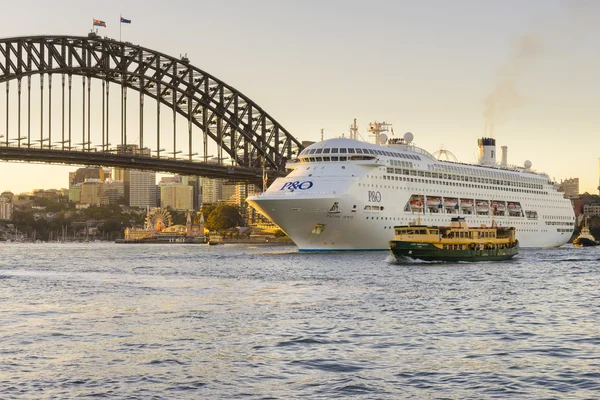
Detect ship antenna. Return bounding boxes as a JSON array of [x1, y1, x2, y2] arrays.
[[349, 118, 358, 140]]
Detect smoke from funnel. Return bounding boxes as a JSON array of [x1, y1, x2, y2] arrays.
[[483, 34, 543, 137]]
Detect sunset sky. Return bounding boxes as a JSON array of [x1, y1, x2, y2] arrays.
[[1, 0, 599, 194]]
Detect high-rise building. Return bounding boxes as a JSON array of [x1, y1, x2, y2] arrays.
[[160, 184, 193, 210], [186, 176, 202, 210], [130, 170, 157, 208], [104, 180, 125, 204], [221, 182, 237, 205], [558, 178, 579, 198], [0, 195, 13, 221], [114, 144, 154, 207], [200, 177, 222, 205], [80, 179, 109, 206], [113, 168, 131, 204]]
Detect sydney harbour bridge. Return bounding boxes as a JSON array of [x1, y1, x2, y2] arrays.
[[0, 34, 304, 184]]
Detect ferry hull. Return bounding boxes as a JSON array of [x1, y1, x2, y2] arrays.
[[389, 241, 518, 262]]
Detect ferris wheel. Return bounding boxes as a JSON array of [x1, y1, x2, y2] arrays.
[[432, 147, 458, 162], [145, 208, 173, 232]]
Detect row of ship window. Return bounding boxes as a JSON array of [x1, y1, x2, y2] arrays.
[[300, 147, 422, 160], [384, 167, 543, 189], [360, 175, 549, 196]]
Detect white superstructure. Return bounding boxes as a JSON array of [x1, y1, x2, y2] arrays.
[[247, 128, 574, 251]]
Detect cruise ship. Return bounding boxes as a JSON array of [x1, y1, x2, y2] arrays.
[[247, 122, 575, 251]]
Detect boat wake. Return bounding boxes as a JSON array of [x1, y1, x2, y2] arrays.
[[385, 254, 445, 265]]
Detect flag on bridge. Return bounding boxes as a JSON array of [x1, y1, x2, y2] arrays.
[[120, 16, 132, 24], [93, 19, 106, 27]]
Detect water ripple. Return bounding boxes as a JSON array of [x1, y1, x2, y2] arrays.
[[0, 243, 599, 398]]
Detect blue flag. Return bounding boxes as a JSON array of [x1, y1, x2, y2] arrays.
[[120, 16, 132, 24]]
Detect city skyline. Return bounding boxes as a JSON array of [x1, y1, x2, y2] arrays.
[[1, 0, 600, 193]]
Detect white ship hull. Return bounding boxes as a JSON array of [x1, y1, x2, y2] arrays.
[[248, 137, 574, 252]]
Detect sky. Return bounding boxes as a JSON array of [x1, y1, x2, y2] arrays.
[[1, 0, 600, 194]]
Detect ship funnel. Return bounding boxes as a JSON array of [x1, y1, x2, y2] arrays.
[[501, 146, 508, 167], [477, 137, 496, 166]]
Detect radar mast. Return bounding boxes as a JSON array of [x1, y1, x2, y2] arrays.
[[368, 121, 392, 144]]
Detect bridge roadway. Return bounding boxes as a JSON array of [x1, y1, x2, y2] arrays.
[[0, 144, 284, 184]]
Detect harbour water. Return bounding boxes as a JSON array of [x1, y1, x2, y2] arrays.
[[1, 243, 599, 399]]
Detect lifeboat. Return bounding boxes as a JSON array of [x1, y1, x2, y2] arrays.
[[443, 198, 458, 208], [476, 201, 489, 212], [460, 199, 473, 208], [507, 202, 521, 212], [410, 200, 423, 210], [492, 201, 506, 211], [427, 197, 442, 207]]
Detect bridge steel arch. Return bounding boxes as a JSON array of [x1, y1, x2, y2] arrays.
[[0, 34, 304, 182]]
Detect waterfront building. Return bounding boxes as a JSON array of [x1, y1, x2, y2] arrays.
[[558, 178, 579, 199], [583, 204, 600, 217], [69, 184, 82, 203], [33, 188, 63, 200], [81, 179, 109, 206], [160, 183, 193, 210]]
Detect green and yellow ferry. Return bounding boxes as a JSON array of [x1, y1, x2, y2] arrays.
[[389, 217, 519, 262]]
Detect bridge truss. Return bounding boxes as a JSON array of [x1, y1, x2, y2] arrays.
[[0, 34, 304, 183]]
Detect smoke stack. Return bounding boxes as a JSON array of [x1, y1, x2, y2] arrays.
[[477, 137, 497, 166], [501, 146, 508, 167]]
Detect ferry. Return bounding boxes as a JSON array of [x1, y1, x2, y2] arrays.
[[247, 121, 575, 252], [389, 217, 518, 262]]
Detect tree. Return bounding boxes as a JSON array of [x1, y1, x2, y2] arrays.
[[205, 205, 242, 230]]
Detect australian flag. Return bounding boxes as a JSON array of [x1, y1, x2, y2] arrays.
[[93, 19, 106, 27], [120, 16, 132, 24]]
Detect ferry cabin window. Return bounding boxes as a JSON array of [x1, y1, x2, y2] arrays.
[[340, 156, 347, 161], [355, 148, 363, 153], [315, 149, 323, 154], [347, 148, 355, 153], [323, 157, 330, 161], [331, 148, 338, 153], [340, 148, 347, 153], [323, 148, 331, 154], [331, 156, 339, 161]]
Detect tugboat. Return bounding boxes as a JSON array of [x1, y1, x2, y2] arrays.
[[573, 219, 598, 247], [389, 217, 519, 262]]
